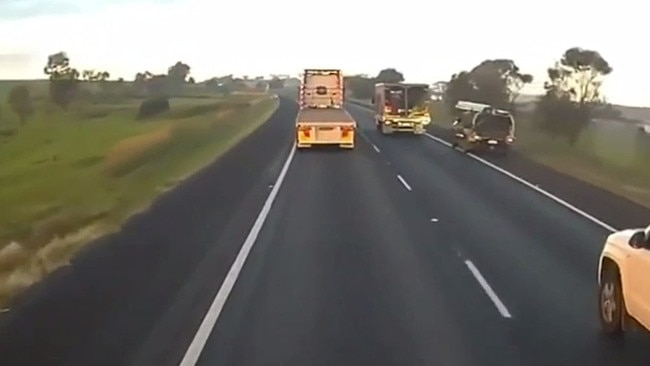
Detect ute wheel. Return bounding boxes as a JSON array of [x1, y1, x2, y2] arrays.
[[599, 268, 625, 336]]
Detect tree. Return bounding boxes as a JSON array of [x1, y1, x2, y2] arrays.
[[534, 47, 613, 145], [545, 47, 612, 103], [164, 61, 191, 94], [81, 70, 110, 81], [188, 77, 196, 84], [375, 68, 404, 83], [444, 71, 475, 111], [167, 61, 191, 83], [134, 71, 168, 97], [443, 59, 532, 113], [44, 52, 80, 109], [469, 59, 533, 103], [269, 77, 285, 89], [344, 74, 374, 100], [7, 85, 34, 125]]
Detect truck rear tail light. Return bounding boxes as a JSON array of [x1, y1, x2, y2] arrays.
[[299, 126, 311, 137], [341, 126, 353, 137]]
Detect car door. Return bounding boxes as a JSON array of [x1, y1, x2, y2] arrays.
[[627, 244, 650, 328]]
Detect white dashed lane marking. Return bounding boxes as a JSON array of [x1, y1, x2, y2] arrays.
[[397, 174, 412, 191]]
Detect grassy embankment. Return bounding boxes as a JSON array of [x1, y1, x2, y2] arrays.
[[0, 80, 278, 308], [354, 98, 650, 209]]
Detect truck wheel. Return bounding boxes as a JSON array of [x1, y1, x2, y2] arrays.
[[599, 268, 625, 336], [381, 124, 392, 135]]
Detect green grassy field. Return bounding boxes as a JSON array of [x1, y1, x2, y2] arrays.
[[0, 80, 278, 308]]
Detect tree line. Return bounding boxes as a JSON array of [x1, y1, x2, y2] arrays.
[[344, 47, 614, 146], [2, 51, 206, 123], [344, 68, 405, 100]]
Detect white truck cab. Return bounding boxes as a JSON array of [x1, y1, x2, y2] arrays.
[[598, 225, 650, 336]]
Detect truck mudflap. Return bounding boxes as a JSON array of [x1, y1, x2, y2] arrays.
[[296, 123, 355, 149]]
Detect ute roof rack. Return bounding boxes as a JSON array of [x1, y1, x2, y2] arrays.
[[455, 100, 510, 115]]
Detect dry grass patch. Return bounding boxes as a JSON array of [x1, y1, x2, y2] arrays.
[[0, 94, 278, 309], [104, 125, 175, 177]]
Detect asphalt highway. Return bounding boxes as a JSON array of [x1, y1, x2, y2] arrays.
[[1, 98, 650, 366], [193, 103, 650, 366]]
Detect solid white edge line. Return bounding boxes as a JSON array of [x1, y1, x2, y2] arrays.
[[464, 260, 512, 319], [423, 132, 617, 233], [372, 143, 380, 153], [178, 144, 297, 366], [397, 174, 412, 191], [424, 132, 452, 147]]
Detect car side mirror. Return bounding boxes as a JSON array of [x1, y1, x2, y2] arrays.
[[629, 231, 647, 248]]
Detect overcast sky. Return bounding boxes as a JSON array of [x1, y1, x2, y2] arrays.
[[0, 0, 647, 106]]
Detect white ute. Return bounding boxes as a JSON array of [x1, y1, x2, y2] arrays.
[[598, 225, 650, 336]]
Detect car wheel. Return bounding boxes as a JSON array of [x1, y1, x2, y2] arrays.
[[599, 269, 625, 336]]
